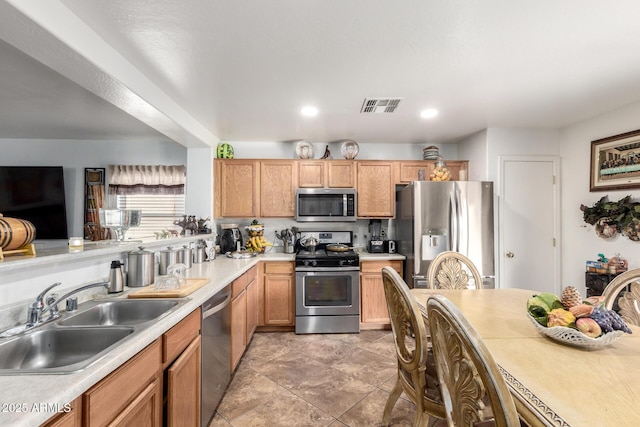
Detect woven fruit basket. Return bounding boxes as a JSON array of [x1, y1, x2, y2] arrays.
[[526, 287, 631, 349], [526, 314, 624, 348]]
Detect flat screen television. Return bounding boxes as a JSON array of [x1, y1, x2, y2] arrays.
[[0, 166, 69, 239]]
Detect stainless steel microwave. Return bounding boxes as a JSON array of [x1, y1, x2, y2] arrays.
[[295, 188, 357, 222]]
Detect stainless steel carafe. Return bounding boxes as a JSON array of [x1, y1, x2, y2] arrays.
[[108, 260, 124, 293], [127, 246, 154, 287]]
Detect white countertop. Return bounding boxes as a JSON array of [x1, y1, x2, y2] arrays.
[[0, 253, 287, 425], [0, 250, 404, 425], [358, 253, 405, 261]]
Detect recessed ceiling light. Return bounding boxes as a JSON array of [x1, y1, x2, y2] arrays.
[[420, 108, 439, 119], [301, 106, 319, 117]]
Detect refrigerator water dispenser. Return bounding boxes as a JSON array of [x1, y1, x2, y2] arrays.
[[421, 233, 448, 261]]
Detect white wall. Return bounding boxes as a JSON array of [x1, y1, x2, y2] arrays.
[[486, 128, 561, 195], [227, 141, 458, 161], [560, 102, 640, 290], [0, 138, 187, 236], [186, 147, 214, 221], [458, 130, 488, 181]]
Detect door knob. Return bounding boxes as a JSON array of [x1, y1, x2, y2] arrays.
[[506, 251, 514, 258]]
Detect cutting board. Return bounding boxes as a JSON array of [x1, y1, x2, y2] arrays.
[[127, 278, 210, 298]]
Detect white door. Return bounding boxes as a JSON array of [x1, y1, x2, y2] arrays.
[[499, 156, 560, 293]]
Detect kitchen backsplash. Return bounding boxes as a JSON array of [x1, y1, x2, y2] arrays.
[[215, 218, 391, 252]]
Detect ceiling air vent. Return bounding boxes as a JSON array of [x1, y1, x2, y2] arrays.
[[360, 98, 404, 113]]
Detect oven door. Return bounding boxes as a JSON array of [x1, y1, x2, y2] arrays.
[[295, 269, 360, 316]]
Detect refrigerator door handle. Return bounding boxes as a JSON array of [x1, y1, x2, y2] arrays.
[[449, 190, 459, 252]]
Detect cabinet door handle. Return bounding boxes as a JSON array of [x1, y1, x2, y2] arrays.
[[506, 251, 515, 258]]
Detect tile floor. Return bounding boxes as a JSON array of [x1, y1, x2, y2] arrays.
[[208, 330, 418, 426]]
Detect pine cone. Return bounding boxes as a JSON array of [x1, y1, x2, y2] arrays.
[[561, 286, 582, 309]]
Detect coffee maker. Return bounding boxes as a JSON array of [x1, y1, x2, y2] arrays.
[[219, 224, 242, 253], [367, 219, 385, 253]]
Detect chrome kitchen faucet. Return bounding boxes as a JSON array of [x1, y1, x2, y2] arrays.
[[0, 280, 109, 338]]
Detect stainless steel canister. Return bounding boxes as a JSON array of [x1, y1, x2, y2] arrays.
[[177, 245, 193, 268], [193, 246, 206, 263], [127, 246, 154, 287], [159, 246, 178, 275]]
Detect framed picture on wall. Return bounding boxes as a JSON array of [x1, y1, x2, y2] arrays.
[[590, 129, 640, 191]]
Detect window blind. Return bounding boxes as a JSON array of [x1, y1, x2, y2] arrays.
[[116, 194, 185, 239]]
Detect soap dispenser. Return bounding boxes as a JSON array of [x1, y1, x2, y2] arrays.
[[108, 260, 125, 293]]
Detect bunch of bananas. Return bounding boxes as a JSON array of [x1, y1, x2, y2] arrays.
[[246, 235, 272, 252]]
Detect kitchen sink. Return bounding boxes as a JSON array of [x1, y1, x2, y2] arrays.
[[0, 327, 134, 374], [58, 299, 182, 326], [0, 297, 189, 374]]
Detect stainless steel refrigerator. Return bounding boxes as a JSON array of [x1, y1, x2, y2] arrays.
[[396, 181, 495, 288]]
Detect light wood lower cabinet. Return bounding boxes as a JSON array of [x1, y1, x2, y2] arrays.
[[163, 309, 202, 427], [260, 262, 295, 326], [166, 335, 201, 427], [360, 260, 403, 327], [41, 308, 202, 427], [230, 266, 258, 372], [40, 396, 82, 427], [246, 275, 258, 340], [83, 340, 162, 427], [231, 280, 248, 372]]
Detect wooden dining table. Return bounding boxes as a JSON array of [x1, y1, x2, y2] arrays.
[[410, 288, 640, 427]]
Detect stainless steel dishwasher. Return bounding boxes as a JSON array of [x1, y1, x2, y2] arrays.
[[201, 284, 232, 427]]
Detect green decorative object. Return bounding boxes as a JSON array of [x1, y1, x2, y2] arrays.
[[580, 195, 640, 241], [216, 142, 234, 159]]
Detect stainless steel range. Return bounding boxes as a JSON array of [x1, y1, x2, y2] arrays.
[[295, 231, 360, 334]]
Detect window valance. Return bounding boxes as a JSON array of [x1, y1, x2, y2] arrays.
[[108, 165, 185, 195]]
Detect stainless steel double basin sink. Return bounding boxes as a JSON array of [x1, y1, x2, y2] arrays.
[[0, 298, 188, 375]]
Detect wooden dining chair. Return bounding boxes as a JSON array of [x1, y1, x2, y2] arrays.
[[602, 268, 640, 326], [426, 294, 522, 427], [381, 267, 446, 427], [427, 251, 483, 290]]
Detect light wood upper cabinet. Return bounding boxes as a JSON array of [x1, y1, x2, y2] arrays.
[[298, 161, 325, 188], [260, 160, 297, 217], [215, 159, 259, 218], [214, 158, 468, 219], [357, 161, 396, 217], [298, 160, 355, 188], [397, 160, 468, 183], [327, 161, 355, 187]]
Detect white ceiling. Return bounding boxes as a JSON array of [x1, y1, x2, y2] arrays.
[[2, 1, 640, 147]]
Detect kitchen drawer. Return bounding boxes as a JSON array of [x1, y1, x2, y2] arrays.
[[84, 339, 161, 426], [264, 261, 294, 274], [246, 265, 258, 283], [360, 260, 403, 274], [163, 308, 201, 366], [231, 273, 249, 298]]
